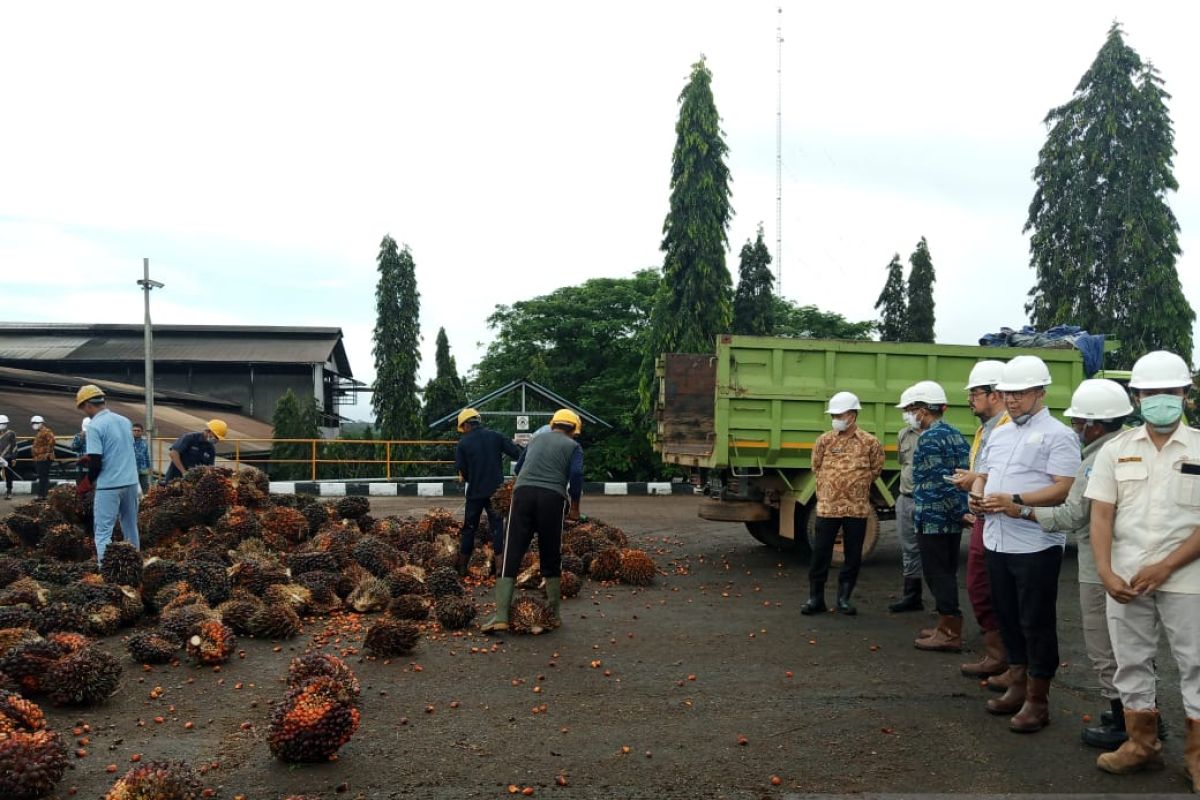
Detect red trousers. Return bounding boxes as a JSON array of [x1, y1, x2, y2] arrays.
[[967, 517, 998, 632]]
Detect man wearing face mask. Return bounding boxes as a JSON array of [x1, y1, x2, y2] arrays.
[[1085, 351, 1200, 785], [802, 391, 884, 616], [0, 415, 16, 500], [888, 386, 925, 613], [972, 355, 1080, 733], [997, 379, 1131, 748], [30, 415, 57, 502], [903, 381, 971, 651]]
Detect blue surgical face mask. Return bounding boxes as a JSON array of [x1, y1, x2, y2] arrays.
[[1140, 394, 1184, 430]]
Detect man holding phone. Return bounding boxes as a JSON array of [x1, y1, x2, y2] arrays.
[[1085, 350, 1200, 785]]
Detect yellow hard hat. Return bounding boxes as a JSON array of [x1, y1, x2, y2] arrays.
[[75, 384, 105, 408], [456, 408, 481, 433], [206, 419, 228, 440], [550, 409, 582, 435]]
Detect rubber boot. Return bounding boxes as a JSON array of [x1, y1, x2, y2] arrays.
[[800, 582, 826, 616], [961, 629, 1008, 677], [1184, 718, 1200, 793], [888, 578, 923, 613], [545, 577, 562, 629], [987, 665, 1027, 715], [835, 580, 857, 616], [481, 577, 515, 634], [1083, 698, 1128, 751], [1097, 709, 1164, 774], [1010, 676, 1051, 733], [914, 615, 963, 652], [987, 667, 1014, 693], [454, 551, 469, 578]]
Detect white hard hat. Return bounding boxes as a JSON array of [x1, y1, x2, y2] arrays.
[[894, 385, 917, 409], [30, 415, 44, 424], [1064, 379, 1134, 420], [908, 380, 949, 406], [965, 360, 1006, 391], [0, 415, 8, 424], [995, 356, 1052, 392], [1129, 350, 1191, 390], [826, 391, 862, 415]]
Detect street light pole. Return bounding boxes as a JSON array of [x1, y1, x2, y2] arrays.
[[137, 258, 164, 473]]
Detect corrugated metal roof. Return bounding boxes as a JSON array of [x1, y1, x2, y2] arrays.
[[0, 366, 240, 408]]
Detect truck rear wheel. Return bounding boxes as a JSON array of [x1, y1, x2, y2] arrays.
[[744, 503, 812, 557], [804, 507, 880, 567]]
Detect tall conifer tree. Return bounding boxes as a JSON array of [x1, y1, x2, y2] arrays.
[[905, 237, 936, 344], [371, 235, 422, 439], [732, 224, 775, 336], [874, 254, 908, 342]]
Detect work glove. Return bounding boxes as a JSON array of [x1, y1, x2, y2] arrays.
[[75, 476, 93, 497], [567, 500, 581, 521]]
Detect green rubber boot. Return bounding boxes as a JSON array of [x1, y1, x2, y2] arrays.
[[545, 577, 562, 629], [481, 577, 515, 634]]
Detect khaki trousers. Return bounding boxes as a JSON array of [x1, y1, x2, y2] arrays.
[[1108, 590, 1200, 718], [1078, 581, 1118, 700]]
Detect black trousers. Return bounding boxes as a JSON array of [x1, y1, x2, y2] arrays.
[[500, 485, 566, 579], [2, 464, 15, 495], [985, 546, 1063, 679], [809, 516, 867, 586], [460, 495, 504, 558], [917, 532, 962, 616], [34, 461, 51, 500]]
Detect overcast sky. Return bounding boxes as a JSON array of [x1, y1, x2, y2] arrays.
[[2, 1, 1197, 421]]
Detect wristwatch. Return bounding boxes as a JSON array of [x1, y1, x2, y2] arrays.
[[1019, 506, 1034, 520], [1012, 493, 1024, 506]]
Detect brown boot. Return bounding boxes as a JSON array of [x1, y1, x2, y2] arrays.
[[914, 614, 963, 652], [1184, 718, 1199, 792], [1010, 676, 1051, 733], [961, 629, 1008, 678], [1097, 709, 1164, 774], [986, 665, 1027, 715], [987, 668, 1014, 693]]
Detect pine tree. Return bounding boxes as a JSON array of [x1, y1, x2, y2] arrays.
[[641, 56, 734, 403], [371, 235, 422, 440], [874, 254, 907, 342], [1025, 22, 1193, 364], [905, 237, 936, 343], [732, 224, 775, 336], [421, 327, 468, 432]]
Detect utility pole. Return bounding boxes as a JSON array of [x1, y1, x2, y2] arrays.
[[137, 259, 164, 473], [776, 6, 784, 294]]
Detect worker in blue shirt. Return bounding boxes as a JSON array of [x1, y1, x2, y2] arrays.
[[75, 384, 140, 564], [454, 408, 523, 576], [162, 419, 227, 482], [131, 422, 151, 493]]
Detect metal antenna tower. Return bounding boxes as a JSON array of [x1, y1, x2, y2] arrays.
[[775, 6, 783, 293]]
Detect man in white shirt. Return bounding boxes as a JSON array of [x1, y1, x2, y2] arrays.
[[973, 355, 1080, 734], [1085, 350, 1200, 786]]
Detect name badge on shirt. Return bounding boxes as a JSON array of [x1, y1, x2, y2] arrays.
[[1118, 456, 1143, 464]]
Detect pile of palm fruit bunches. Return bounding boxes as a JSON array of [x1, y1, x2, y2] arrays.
[[0, 466, 657, 798]]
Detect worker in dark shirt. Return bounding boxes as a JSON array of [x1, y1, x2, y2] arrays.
[[454, 408, 522, 576], [162, 419, 227, 482]]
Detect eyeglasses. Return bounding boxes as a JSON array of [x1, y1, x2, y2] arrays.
[[1003, 389, 1037, 399], [967, 389, 994, 399]]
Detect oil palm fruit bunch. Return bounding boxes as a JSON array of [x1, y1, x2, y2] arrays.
[[267, 675, 360, 763], [35, 603, 89, 635], [231, 468, 270, 508], [347, 577, 391, 613], [384, 568, 427, 598], [248, 603, 301, 640], [509, 596, 552, 635], [44, 646, 122, 706], [186, 620, 236, 665], [618, 549, 656, 586], [261, 507, 310, 547], [435, 596, 476, 630], [352, 536, 401, 578], [84, 603, 121, 636], [126, 630, 181, 664], [140, 558, 185, 605], [0, 639, 65, 695], [387, 594, 430, 620], [0, 689, 45, 733], [0, 727, 68, 799], [425, 566, 463, 598], [363, 618, 420, 657], [214, 506, 261, 544], [215, 594, 263, 635], [39, 525, 88, 562], [263, 583, 312, 615], [183, 559, 231, 606], [229, 559, 289, 596], [286, 653, 360, 699], [559, 570, 582, 599], [103, 760, 203, 800], [334, 496, 370, 520], [183, 466, 236, 522], [99, 542, 143, 588], [588, 548, 621, 582]]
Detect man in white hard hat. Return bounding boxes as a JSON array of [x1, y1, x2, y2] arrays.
[[887, 386, 925, 613], [903, 381, 972, 652], [1085, 351, 1200, 785], [801, 391, 884, 616], [953, 360, 1012, 681], [995, 379, 1134, 750], [0, 415, 16, 500], [973, 355, 1080, 733], [30, 415, 56, 501], [75, 384, 140, 565]]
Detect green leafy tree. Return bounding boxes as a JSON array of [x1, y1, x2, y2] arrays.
[[905, 237, 936, 343], [471, 270, 661, 480], [421, 327, 468, 433], [1025, 22, 1193, 364], [270, 389, 319, 481], [773, 298, 875, 340], [371, 235, 422, 442], [642, 56, 734, 402], [732, 224, 775, 336], [874, 254, 908, 342]]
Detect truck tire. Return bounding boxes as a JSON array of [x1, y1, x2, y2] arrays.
[[804, 506, 880, 567], [744, 503, 813, 558]]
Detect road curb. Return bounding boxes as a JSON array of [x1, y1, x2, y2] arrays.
[[266, 481, 695, 497]]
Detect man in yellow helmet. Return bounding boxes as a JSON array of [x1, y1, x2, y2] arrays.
[[453, 408, 522, 577], [162, 419, 226, 483], [482, 408, 584, 633], [74, 384, 140, 564]]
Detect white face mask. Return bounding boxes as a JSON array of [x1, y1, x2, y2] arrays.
[[902, 411, 917, 428], [0, 424, 7, 431], [831, 418, 850, 433], [31, 423, 41, 430]]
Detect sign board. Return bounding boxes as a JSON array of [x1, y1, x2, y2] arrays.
[[516, 415, 530, 431], [513, 433, 532, 447]]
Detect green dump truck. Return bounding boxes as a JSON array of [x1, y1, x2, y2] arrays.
[[656, 335, 1097, 558]]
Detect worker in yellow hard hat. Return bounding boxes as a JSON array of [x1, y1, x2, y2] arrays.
[[74, 384, 141, 564], [453, 407, 523, 577], [162, 418, 227, 483], [483, 408, 584, 633]]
